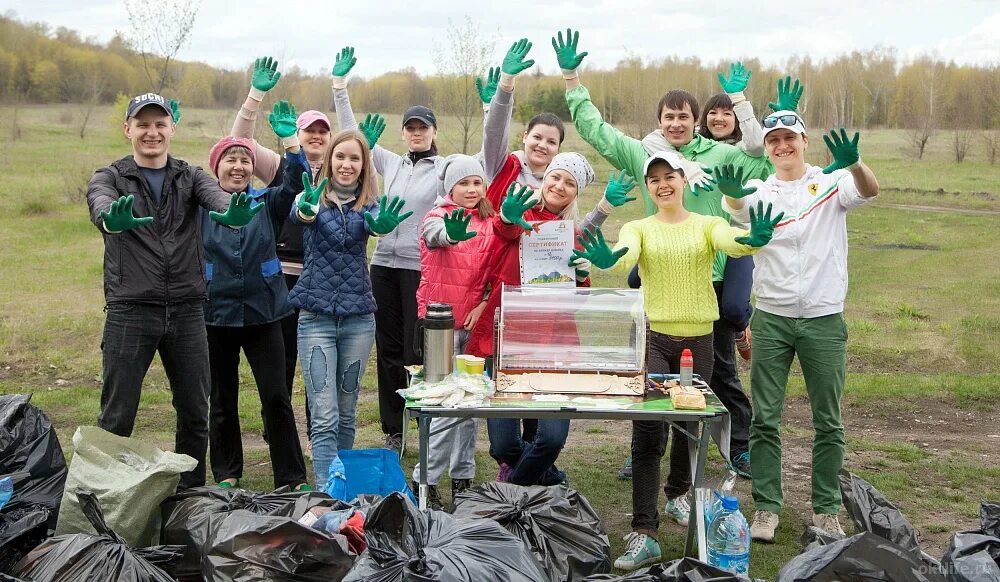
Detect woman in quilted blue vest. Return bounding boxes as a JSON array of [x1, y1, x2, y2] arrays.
[[288, 129, 413, 489]]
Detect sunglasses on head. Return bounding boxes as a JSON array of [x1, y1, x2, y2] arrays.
[[762, 114, 803, 129]]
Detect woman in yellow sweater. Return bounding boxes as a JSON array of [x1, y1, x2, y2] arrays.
[[572, 151, 781, 570]]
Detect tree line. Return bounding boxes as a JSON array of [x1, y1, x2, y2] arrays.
[[1, 12, 998, 158]]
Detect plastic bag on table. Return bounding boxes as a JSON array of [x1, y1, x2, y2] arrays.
[[325, 449, 416, 504], [576, 557, 758, 580], [343, 492, 549, 582], [452, 481, 610, 581], [838, 470, 942, 569], [776, 531, 946, 582], [55, 426, 196, 548], [201, 509, 354, 581], [15, 490, 182, 582], [161, 485, 348, 581]]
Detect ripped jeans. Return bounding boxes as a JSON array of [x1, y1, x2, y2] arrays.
[[298, 310, 376, 489]]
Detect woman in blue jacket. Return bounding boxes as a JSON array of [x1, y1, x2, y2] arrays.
[[288, 127, 412, 489], [202, 101, 309, 490]]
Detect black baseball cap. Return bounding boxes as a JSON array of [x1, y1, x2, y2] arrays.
[[125, 93, 172, 120], [402, 105, 436, 128]]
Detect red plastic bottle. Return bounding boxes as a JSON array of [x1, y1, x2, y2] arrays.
[[680, 348, 693, 387]]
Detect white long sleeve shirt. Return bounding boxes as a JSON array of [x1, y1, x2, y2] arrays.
[[723, 164, 873, 318]]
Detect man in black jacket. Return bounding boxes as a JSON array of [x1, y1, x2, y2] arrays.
[[86, 93, 261, 489]]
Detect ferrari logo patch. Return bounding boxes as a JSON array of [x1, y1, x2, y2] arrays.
[[808, 183, 819, 196]]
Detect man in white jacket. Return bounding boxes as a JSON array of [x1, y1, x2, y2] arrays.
[[718, 111, 880, 542]]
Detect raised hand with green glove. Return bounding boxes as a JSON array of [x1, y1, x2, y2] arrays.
[[600, 170, 638, 211], [443, 208, 477, 243], [359, 113, 386, 150], [822, 128, 861, 173], [499, 183, 537, 231], [268, 100, 298, 138], [296, 173, 327, 219], [365, 195, 413, 235], [210, 192, 265, 228], [735, 201, 784, 248], [718, 62, 751, 95], [251, 56, 281, 94], [168, 99, 181, 124], [768, 76, 804, 113], [331, 46, 356, 90], [572, 227, 628, 270], [502, 38, 535, 77], [714, 164, 758, 199], [100, 194, 153, 233], [551, 28, 588, 75], [476, 66, 501, 105]]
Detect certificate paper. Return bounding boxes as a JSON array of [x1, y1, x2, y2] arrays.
[[519, 220, 575, 287]]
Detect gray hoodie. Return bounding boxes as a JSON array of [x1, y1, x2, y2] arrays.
[[334, 88, 443, 271]]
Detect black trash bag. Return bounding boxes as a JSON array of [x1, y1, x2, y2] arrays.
[[577, 557, 757, 581], [940, 531, 1000, 582], [982, 501, 1000, 538], [0, 394, 67, 515], [0, 507, 48, 574], [453, 482, 610, 581], [776, 531, 946, 582], [344, 492, 549, 581], [161, 485, 348, 581], [798, 526, 843, 553], [14, 490, 182, 582], [201, 509, 354, 581]]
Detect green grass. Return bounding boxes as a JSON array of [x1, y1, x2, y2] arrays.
[[1, 105, 998, 580]]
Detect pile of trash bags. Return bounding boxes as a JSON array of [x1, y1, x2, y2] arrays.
[[776, 470, 1000, 582]]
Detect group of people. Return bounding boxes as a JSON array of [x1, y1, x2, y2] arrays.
[[85, 28, 878, 571]]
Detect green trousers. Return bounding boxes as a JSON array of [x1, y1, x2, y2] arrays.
[[749, 309, 847, 515]]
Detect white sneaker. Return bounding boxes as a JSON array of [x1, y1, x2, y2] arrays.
[[612, 532, 662, 571], [812, 513, 846, 538], [750, 510, 779, 543], [663, 496, 690, 526]]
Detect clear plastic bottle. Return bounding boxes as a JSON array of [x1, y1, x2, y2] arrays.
[[679, 348, 693, 387], [707, 495, 750, 576], [0, 476, 13, 511]]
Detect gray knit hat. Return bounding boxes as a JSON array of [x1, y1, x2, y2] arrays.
[[438, 154, 487, 195], [544, 152, 595, 191]]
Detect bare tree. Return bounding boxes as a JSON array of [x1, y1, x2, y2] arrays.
[[952, 130, 974, 163], [431, 16, 497, 154], [122, 0, 201, 93], [983, 131, 1000, 165], [907, 121, 935, 160]]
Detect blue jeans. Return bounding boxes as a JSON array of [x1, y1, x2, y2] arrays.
[[298, 311, 376, 489], [487, 418, 570, 485]]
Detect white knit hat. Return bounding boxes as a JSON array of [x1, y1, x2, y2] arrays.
[[544, 152, 595, 191], [438, 154, 487, 195]]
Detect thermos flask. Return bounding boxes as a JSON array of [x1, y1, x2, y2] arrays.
[[423, 303, 455, 383]]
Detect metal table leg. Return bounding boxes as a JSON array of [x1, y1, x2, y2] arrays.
[[684, 418, 713, 559], [418, 413, 430, 511]]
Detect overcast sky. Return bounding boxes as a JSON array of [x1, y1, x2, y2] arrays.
[[4, 0, 998, 77]]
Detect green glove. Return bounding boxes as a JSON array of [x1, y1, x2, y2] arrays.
[[551, 28, 588, 71], [569, 256, 591, 281], [365, 195, 413, 235], [768, 76, 804, 112], [443, 208, 477, 242], [359, 113, 386, 150], [573, 228, 628, 270], [331, 46, 356, 77], [500, 183, 536, 231], [100, 194, 153, 233], [167, 99, 180, 124], [822, 128, 861, 174], [502, 38, 535, 76], [210, 192, 264, 228], [604, 170, 637, 207], [717, 62, 750, 94], [714, 164, 758, 199], [735, 201, 784, 248], [268, 100, 298, 139], [475, 67, 501, 104], [297, 173, 326, 218], [252, 56, 281, 92]]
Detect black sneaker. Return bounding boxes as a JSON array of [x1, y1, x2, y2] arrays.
[[384, 433, 402, 453], [618, 456, 633, 480], [730, 451, 752, 479], [451, 478, 472, 509], [412, 480, 443, 511]]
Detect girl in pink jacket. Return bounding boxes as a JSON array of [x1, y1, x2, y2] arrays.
[[411, 154, 495, 509]]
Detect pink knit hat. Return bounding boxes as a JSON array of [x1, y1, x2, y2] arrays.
[[296, 110, 331, 131], [209, 136, 256, 176]]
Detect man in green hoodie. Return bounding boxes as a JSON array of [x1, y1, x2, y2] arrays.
[[555, 28, 771, 493]]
